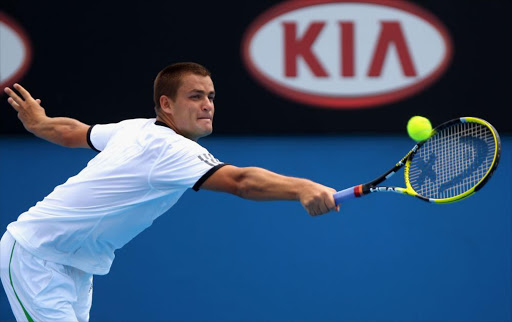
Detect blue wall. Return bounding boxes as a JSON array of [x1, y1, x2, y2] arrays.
[[1, 136, 511, 321]]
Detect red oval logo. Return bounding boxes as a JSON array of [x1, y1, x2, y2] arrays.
[[0, 12, 32, 92], [241, 0, 453, 109]]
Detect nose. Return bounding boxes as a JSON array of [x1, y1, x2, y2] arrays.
[[202, 98, 214, 111]]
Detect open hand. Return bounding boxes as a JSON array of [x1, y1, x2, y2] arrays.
[[4, 83, 45, 133]]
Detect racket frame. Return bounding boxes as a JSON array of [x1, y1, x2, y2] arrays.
[[333, 117, 501, 205]]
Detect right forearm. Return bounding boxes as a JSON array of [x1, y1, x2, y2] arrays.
[[235, 167, 338, 216], [234, 167, 312, 201], [201, 165, 339, 216]]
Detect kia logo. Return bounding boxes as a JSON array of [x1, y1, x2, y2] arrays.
[[0, 12, 32, 92], [241, 0, 453, 109]]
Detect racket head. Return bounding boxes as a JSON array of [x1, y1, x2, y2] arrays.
[[404, 117, 501, 203]]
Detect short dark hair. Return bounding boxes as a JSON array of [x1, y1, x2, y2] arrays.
[[153, 62, 211, 112]]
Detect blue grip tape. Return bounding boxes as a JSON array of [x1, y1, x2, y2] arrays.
[[333, 186, 357, 205]]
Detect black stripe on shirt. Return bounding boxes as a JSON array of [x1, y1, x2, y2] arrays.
[[154, 120, 170, 129], [87, 125, 101, 152], [193, 164, 228, 191]]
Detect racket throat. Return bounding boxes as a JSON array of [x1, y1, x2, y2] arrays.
[[354, 184, 365, 197], [345, 183, 379, 198]]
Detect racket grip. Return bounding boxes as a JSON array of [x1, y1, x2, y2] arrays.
[[333, 185, 362, 205]]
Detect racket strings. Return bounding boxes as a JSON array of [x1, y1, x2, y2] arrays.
[[407, 122, 495, 199]]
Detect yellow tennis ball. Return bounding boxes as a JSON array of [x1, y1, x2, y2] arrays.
[[407, 116, 432, 142]]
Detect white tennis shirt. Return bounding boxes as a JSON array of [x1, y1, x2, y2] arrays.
[[7, 118, 224, 275]]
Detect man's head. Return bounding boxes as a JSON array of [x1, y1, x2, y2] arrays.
[[154, 62, 215, 141]]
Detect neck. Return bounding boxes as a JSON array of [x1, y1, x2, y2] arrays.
[[156, 115, 176, 131], [155, 115, 198, 141]]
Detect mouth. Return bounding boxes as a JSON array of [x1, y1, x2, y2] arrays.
[[198, 116, 212, 121]]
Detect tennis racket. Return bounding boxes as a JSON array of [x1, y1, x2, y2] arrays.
[[334, 117, 501, 204]]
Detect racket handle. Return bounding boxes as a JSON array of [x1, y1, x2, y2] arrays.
[[333, 185, 362, 205]]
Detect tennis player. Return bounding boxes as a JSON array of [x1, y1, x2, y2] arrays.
[[0, 62, 338, 321]]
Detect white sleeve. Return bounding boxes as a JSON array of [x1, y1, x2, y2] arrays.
[[87, 122, 123, 152], [150, 143, 225, 191]]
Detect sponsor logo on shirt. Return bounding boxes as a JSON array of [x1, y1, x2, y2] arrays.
[[198, 153, 221, 167]]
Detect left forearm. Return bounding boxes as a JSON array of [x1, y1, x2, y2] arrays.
[[28, 117, 90, 148], [5, 84, 91, 148]]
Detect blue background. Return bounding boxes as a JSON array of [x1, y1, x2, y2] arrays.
[[1, 135, 510, 321]]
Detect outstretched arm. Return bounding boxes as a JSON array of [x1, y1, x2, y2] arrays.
[[4, 84, 91, 148], [200, 165, 339, 216]]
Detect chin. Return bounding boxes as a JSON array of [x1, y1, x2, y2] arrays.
[[196, 128, 213, 140], [203, 129, 213, 137], [203, 124, 213, 134]]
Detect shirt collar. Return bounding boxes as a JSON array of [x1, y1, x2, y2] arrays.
[[154, 120, 171, 129]]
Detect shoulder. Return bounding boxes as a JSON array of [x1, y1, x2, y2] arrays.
[[117, 118, 155, 128], [92, 118, 154, 134], [89, 118, 156, 152]]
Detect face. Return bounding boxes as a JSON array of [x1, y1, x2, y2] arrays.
[[165, 73, 215, 141]]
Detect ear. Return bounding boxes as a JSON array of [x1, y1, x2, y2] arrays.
[[159, 95, 174, 114]]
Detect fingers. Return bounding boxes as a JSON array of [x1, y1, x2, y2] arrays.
[[4, 87, 24, 108], [6, 96, 21, 111], [12, 83, 33, 100], [304, 190, 339, 216], [4, 84, 40, 111], [303, 189, 340, 216]]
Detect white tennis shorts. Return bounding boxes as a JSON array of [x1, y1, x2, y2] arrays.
[[0, 231, 93, 321]]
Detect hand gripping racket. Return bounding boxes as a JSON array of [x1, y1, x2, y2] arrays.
[[334, 117, 501, 204]]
